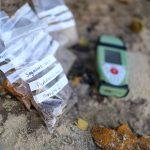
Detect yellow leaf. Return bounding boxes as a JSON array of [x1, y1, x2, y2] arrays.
[[79, 37, 89, 47], [76, 118, 89, 131], [130, 18, 143, 33], [72, 77, 81, 87]]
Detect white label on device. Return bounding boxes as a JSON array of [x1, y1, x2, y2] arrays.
[[102, 63, 126, 86], [33, 75, 68, 103], [29, 63, 63, 91]]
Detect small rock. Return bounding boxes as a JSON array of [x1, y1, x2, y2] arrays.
[[56, 125, 70, 136], [5, 95, 12, 99], [0, 127, 4, 134], [76, 84, 89, 96]]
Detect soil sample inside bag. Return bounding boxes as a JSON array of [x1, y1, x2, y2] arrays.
[[0, 29, 59, 109], [19, 55, 77, 132]]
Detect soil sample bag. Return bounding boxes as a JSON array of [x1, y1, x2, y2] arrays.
[[20, 55, 77, 132], [0, 29, 59, 109], [32, 0, 78, 48], [2, 20, 48, 47], [0, 40, 76, 132], [1, 3, 45, 46], [0, 11, 9, 94], [0, 11, 9, 34], [0, 11, 9, 24], [2, 3, 38, 33], [0, 11, 9, 51], [0, 0, 26, 15]]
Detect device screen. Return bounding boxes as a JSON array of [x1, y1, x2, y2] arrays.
[[105, 50, 121, 64]]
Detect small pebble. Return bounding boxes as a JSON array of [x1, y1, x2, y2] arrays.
[[118, 0, 131, 5], [5, 95, 12, 99]]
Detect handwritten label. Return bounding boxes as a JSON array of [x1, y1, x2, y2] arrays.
[[33, 75, 68, 103], [42, 11, 73, 24], [29, 63, 63, 91], [20, 55, 56, 81], [46, 20, 75, 32], [38, 5, 69, 18]]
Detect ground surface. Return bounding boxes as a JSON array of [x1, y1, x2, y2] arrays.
[[0, 0, 150, 150]]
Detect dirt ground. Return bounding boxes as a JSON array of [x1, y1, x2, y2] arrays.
[[0, 0, 150, 150]]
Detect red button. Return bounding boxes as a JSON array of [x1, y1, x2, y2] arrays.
[[110, 67, 118, 75]]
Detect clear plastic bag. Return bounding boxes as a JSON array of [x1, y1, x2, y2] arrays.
[[32, 0, 78, 48], [0, 11, 9, 23], [1, 3, 47, 46], [2, 3, 38, 33], [2, 20, 48, 46], [0, 41, 76, 132], [0, 40, 5, 53], [0, 4, 77, 132], [0, 29, 59, 109], [19, 55, 77, 132], [0, 11, 9, 94], [0, 11, 9, 34], [32, 0, 64, 13], [0, 11, 9, 52]]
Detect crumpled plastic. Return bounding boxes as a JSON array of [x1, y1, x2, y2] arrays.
[[0, 3, 77, 133], [32, 0, 78, 48]]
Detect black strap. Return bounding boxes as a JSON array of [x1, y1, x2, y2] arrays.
[[100, 80, 129, 89], [99, 42, 127, 51]]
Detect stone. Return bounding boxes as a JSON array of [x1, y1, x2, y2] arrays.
[[76, 84, 89, 97], [124, 51, 150, 101]]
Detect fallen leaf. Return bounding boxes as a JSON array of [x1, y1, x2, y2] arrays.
[[129, 18, 143, 33], [79, 37, 89, 47], [91, 124, 150, 150], [72, 77, 82, 87], [76, 118, 89, 131], [91, 126, 119, 148]]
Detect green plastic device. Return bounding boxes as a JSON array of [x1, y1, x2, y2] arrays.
[[97, 35, 129, 98]]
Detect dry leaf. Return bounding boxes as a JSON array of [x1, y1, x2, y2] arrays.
[[79, 37, 89, 47], [76, 118, 89, 131], [72, 77, 82, 87], [91, 124, 150, 150], [130, 18, 143, 33]]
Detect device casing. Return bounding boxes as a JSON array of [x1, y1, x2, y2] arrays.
[[97, 35, 129, 98]]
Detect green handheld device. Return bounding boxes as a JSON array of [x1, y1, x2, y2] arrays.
[[97, 35, 129, 98]]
